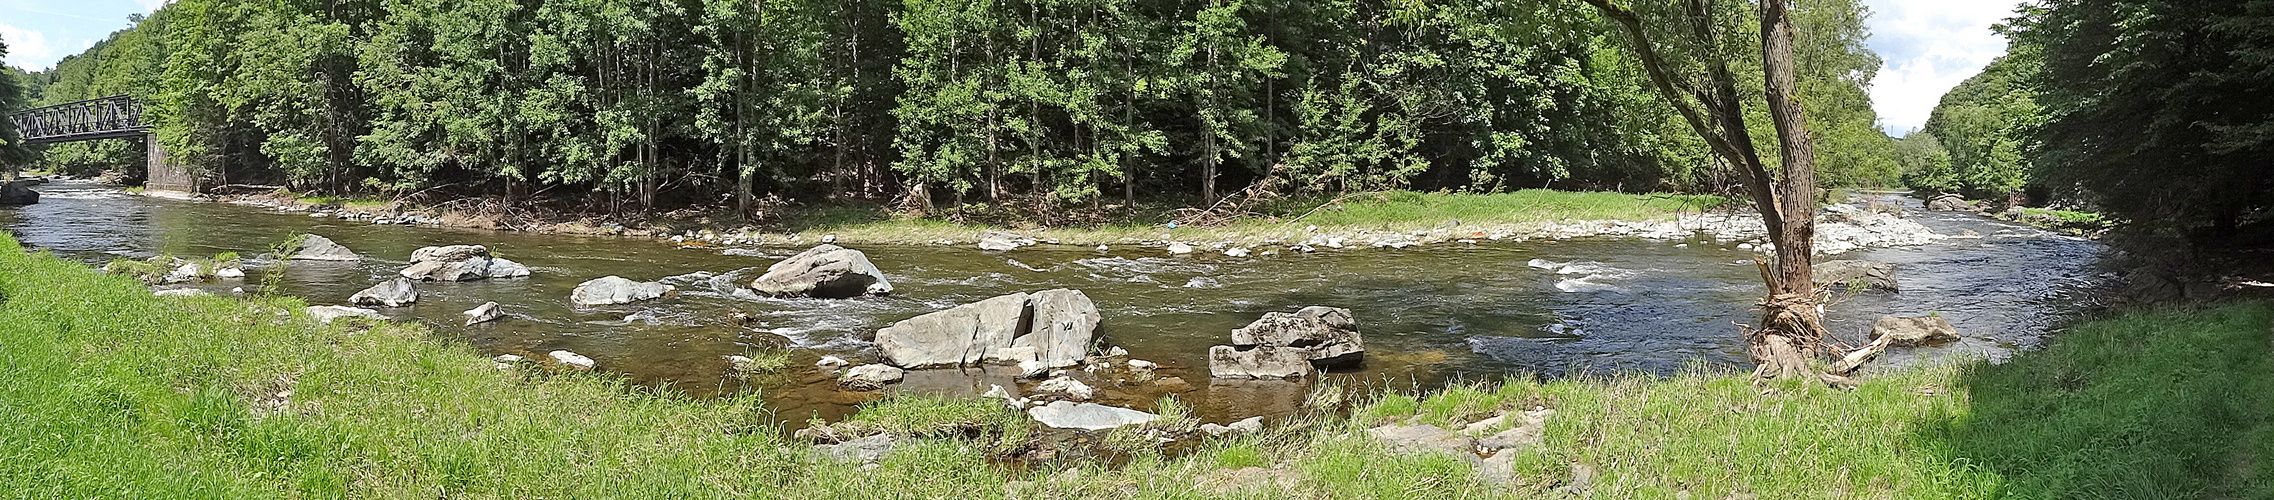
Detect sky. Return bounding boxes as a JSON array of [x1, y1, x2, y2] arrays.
[[3, 0, 2012, 136]]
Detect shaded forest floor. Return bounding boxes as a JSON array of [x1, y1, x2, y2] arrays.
[[3, 232, 2270, 498]]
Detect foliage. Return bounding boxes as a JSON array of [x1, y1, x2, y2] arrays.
[[0, 36, 30, 173], [2008, 0, 2274, 235], [1908, 53, 2040, 202], [11, 0, 1895, 212]]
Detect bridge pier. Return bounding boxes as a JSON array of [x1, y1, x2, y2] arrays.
[[144, 133, 202, 194]]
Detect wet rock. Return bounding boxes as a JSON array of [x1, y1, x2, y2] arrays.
[[1015, 289, 1101, 368], [1035, 376, 1095, 400], [306, 305, 383, 324], [400, 245, 493, 281], [1202, 416, 1265, 437], [462, 301, 503, 325], [1026, 401, 1159, 430], [812, 434, 899, 462], [1166, 242, 1194, 255], [1127, 359, 1158, 371], [485, 257, 531, 278], [570, 276, 673, 306], [162, 262, 205, 284], [0, 180, 39, 205], [1207, 344, 1313, 379], [1871, 315, 1960, 347], [215, 267, 245, 279], [1017, 360, 1050, 379], [748, 244, 893, 298], [1229, 306, 1364, 367], [1813, 260, 1898, 292], [878, 293, 1030, 367], [549, 350, 596, 371], [841, 364, 905, 389], [1224, 247, 1251, 258], [350, 277, 419, 307], [816, 355, 850, 368]]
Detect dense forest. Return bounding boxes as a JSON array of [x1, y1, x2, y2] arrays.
[[0, 0, 1896, 213]]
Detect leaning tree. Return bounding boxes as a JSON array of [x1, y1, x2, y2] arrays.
[[1578, 0, 1829, 380]]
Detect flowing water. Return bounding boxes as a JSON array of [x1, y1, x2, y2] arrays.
[[0, 180, 2108, 426]]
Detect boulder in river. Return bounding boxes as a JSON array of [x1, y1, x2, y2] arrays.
[[1871, 315, 1960, 347], [875, 289, 1102, 369], [462, 301, 503, 325], [305, 305, 384, 324], [570, 276, 673, 306], [400, 245, 492, 281], [485, 257, 531, 278], [349, 277, 419, 307], [1026, 401, 1159, 430], [288, 234, 361, 261], [1207, 344, 1314, 379], [977, 230, 1034, 251], [1229, 306, 1364, 367], [1813, 260, 1898, 292], [0, 180, 39, 205], [1014, 289, 1103, 367], [1209, 306, 1364, 378], [877, 293, 1031, 368], [748, 244, 894, 298], [840, 363, 906, 390]]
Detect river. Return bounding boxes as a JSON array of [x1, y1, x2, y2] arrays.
[[0, 180, 2107, 426]]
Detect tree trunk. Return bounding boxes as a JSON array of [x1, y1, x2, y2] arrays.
[[1581, 0, 1829, 381]]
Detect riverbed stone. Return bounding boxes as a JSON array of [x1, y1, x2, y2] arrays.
[[816, 355, 850, 368], [549, 350, 596, 371], [1369, 424, 1478, 460], [1026, 401, 1159, 430], [350, 277, 419, 307], [1813, 260, 1898, 292], [484, 257, 531, 278], [0, 180, 39, 205], [289, 235, 360, 261], [1228, 306, 1364, 367], [978, 230, 1033, 251], [877, 293, 1030, 367], [462, 301, 503, 325], [1013, 289, 1101, 368], [306, 305, 383, 324], [1207, 344, 1314, 379], [749, 244, 894, 298], [570, 276, 673, 306], [1035, 376, 1095, 400], [812, 434, 900, 463], [1926, 193, 1975, 211], [841, 364, 906, 389], [1871, 315, 1960, 347]]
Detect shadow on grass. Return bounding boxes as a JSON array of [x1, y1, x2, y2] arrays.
[[1925, 302, 2274, 498]]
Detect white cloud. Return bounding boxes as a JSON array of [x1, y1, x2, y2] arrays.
[[0, 22, 58, 70], [1863, 0, 2025, 135], [132, 0, 174, 12]]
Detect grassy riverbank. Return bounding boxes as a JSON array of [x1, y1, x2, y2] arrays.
[[1, 233, 2266, 498], [259, 188, 1731, 246]]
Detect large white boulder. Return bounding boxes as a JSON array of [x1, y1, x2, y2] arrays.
[[400, 245, 492, 281], [748, 244, 893, 298], [1013, 289, 1102, 367], [1026, 401, 1159, 430], [570, 276, 673, 306], [877, 293, 1030, 368]]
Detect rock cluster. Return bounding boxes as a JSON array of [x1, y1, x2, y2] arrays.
[[875, 289, 1100, 369], [1367, 408, 1556, 486], [748, 244, 894, 298], [1208, 306, 1363, 379]]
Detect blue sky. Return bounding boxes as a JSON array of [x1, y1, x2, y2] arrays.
[[3, 0, 2012, 135]]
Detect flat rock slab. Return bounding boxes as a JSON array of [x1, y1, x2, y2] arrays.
[[306, 305, 383, 324], [812, 434, 900, 463], [1027, 401, 1159, 430], [570, 276, 673, 306], [1368, 424, 1478, 459]]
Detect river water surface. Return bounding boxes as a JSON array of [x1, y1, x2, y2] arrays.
[[0, 181, 2107, 426]]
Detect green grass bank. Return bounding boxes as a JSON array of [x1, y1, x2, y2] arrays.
[[1, 234, 2267, 498]]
